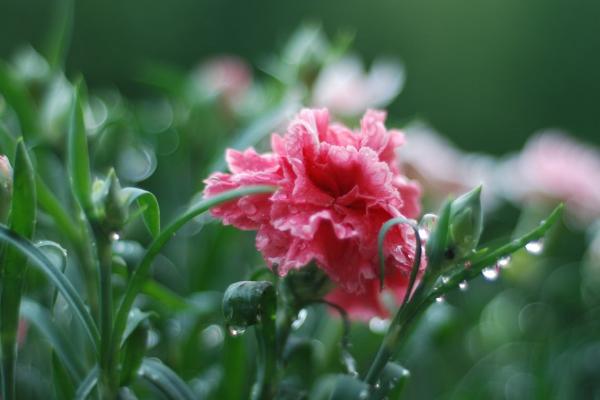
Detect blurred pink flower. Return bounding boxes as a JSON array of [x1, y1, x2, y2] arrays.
[[312, 56, 405, 117], [499, 131, 600, 222], [398, 124, 499, 211], [194, 55, 252, 107], [204, 108, 423, 319]]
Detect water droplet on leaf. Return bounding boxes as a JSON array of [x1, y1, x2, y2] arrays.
[[418, 213, 438, 241], [291, 308, 308, 330], [435, 296, 445, 303], [525, 239, 544, 255], [369, 317, 390, 334], [459, 280, 469, 291], [110, 232, 120, 241], [227, 325, 246, 337], [497, 255, 512, 269], [482, 266, 499, 281]]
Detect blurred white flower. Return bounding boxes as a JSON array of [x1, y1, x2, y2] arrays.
[[498, 130, 600, 223], [398, 123, 499, 212], [312, 55, 405, 116]]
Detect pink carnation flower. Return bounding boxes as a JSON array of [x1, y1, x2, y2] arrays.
[[498, 131, 600, 223], [204, 108, 423, 319]]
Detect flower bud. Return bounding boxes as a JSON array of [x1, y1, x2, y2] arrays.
[[0, 155, 13, 223], [222, 281, 276, 331], [280, 263, 333, 307], [91, 169, 128, 231], [449, 186, 483, 257]]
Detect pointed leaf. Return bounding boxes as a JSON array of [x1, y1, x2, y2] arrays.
[[67, 83, 93, 213], [121, 308, 153, 346], [0, 139, 36, 400], [122, 187, 160, 238], [0, 61, 38, 138], [0, 225, 99, 351], [20, 299, 85, 382], [74, 366, 98, 400], [138, 358, 196, 400], [52, 351, 76, 400]]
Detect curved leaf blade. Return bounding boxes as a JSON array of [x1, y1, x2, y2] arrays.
[[74, 366, 98, 400], [20, 299, 85, 382], [0, 139, 37, 400], [138, 358, 196, 400], [122, 187, 160, 238], [0, 225, 100, 351]]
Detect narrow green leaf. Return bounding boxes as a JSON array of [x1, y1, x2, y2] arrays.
[[0, 124, 17, 161], [67, 83, 93, 213], [52, 351, 75, 400], [120, 311, 149, 386], [0, 62, 38, 138], [122, 187, 160, 238], [121, 308, 153, 346], [44, 0, 74, 70], [0, 225, 100, 351], [74, 366, 98, 400], [20, 299, 85, 382], [8, 139, 36, 240], [138, 358, 196, 400], [0, 139, 36, 400]]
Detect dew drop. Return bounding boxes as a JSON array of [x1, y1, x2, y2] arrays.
[[525, 239, 544, 255], [291, 308, 308, 330], [418, 213, 438, 241], [110, 232, 120, 241], [482, 266, 499, 281], [441, 275, 450, 285], [227, 325, 246, 337], [418, 228, 430, 241], [369, 317, 390, 334], [435, 296, 445, 303], [497, 255, 512, 269], [459, 280, 469, 291]]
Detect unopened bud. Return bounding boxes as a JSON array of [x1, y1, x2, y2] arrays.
[[449, 186, 483, 257]]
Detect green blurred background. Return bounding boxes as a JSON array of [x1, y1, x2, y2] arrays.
[[2, 0, 600, 153], [2, 1, 599, 399]]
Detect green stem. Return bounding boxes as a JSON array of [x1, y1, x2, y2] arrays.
[[251, 318, 277, 400], [363, 285, 424, 385], [109, 186, 276, 385], [95, 229, 115, 400], [0, 279, 24, 400]]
